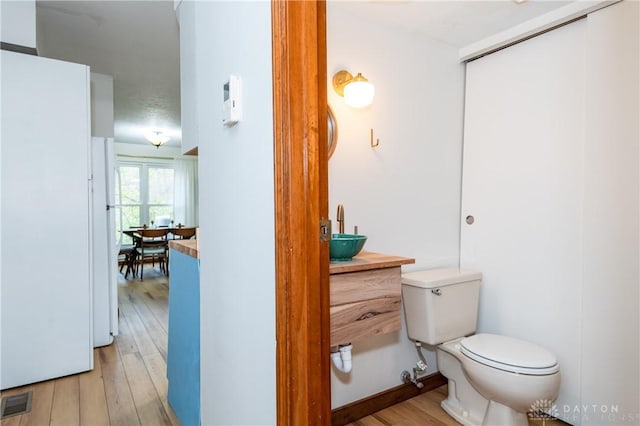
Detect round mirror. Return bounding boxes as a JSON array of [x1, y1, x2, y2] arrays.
[[328, 105, 338, 159]]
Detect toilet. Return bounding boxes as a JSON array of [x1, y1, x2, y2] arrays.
[[401, 269, 560, 426]]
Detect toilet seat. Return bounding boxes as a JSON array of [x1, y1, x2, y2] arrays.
[[460, 334, 559, 376]]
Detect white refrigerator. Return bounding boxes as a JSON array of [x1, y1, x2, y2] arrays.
[[1, 50, 94, 389], [91, 137, 119, 347]]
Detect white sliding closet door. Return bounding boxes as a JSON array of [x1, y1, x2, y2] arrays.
[[461, 2, 639, 423], [581, 1, 639, 423], [460, 20, 587, 416]]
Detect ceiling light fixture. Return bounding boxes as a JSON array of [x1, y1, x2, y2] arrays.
[[332, 70, 375, 108], [145, 130, 170, 148]]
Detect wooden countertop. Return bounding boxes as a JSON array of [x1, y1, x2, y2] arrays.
[[329, 251, 415, 274], [169, 239, 199, 259], [166, 245, 410, 267]]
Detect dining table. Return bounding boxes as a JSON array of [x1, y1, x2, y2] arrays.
[[123, 225, 195, 235], [122, 226, 196, 279]]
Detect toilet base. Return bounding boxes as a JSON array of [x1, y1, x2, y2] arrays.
[[440, 384, 528, 426], [483, 400, 529, 426], [440, 386, 482, 426], [437, 340, 488, 426]]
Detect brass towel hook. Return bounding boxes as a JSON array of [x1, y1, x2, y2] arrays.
[[370, 128, 380, 148]]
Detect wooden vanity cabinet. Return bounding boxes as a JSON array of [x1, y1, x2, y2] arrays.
[[329, 252, 415, 347]]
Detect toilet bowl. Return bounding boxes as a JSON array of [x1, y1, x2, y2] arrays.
[[401, 269, 561, 426], [438, 335, 560, 426]]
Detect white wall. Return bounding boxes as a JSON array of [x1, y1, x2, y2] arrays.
[[175, 0, 198, 155], [91, 72, 114, 138], [0, 0, 36, 48], [180, 1, 276, 424], [327, 3, 465, 408]]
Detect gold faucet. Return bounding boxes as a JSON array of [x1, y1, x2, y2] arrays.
[[337, 204, 344, 234]]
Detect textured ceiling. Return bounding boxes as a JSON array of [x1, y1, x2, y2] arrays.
[[36, 0, 181, 147]]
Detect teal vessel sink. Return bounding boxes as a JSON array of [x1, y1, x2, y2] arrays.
[[330, 234, 367, 262]]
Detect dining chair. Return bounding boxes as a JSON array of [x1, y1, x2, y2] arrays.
[[118, 243, 137, 279], [135, 228, 169, 280], [170, 227, 197, 240], [164, 227, 197, 277]]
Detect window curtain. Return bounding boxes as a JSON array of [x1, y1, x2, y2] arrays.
[[174, 159, 198, 226]]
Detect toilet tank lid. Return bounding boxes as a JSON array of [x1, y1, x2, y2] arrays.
[[401, 268, 482, 289], [461, 333, 558, 371]]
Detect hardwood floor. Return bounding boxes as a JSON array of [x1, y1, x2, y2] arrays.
[[3, 266, 569, 426], [0, 267, 178, 426], [347, 385, 568, 426]]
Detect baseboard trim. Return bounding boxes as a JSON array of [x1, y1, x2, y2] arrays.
[[331, 372, 447, 425]]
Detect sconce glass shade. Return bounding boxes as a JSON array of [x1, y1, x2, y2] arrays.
[[343, 73, 375, 108]]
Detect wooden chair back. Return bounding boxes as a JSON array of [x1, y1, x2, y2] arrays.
[[135, 228, 169, 280], [170, 227, 197, 240], [136, 228, 169, 240]]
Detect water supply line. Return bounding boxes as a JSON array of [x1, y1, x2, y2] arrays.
[[401, 341, 429, 389], [414, 341, 428, 371], [331, 343, 353, 373]]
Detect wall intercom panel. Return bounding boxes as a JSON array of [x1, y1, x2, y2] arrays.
[[223, 75, 242, 126]]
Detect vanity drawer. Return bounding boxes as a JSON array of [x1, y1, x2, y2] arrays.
[[330, 296, 401, 346], [330, 266, 401, 306]]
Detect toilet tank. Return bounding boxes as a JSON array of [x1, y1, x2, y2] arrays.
[[402, 269, 482, 345]]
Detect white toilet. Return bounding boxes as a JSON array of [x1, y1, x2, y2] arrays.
[[401, 269, 560, 426]]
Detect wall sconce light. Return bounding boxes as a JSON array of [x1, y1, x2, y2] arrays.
[[145, 130, 170, 148], [332, 70, 375, 108]]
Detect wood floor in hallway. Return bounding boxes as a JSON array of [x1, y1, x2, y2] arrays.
[[0, 267, 179, 426]]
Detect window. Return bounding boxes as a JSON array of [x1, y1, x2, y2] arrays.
[[148, 167, 174, 222], [115, 162, 175, 243]]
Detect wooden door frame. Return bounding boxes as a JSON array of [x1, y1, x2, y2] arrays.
[[272, 1, 331, 425]]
